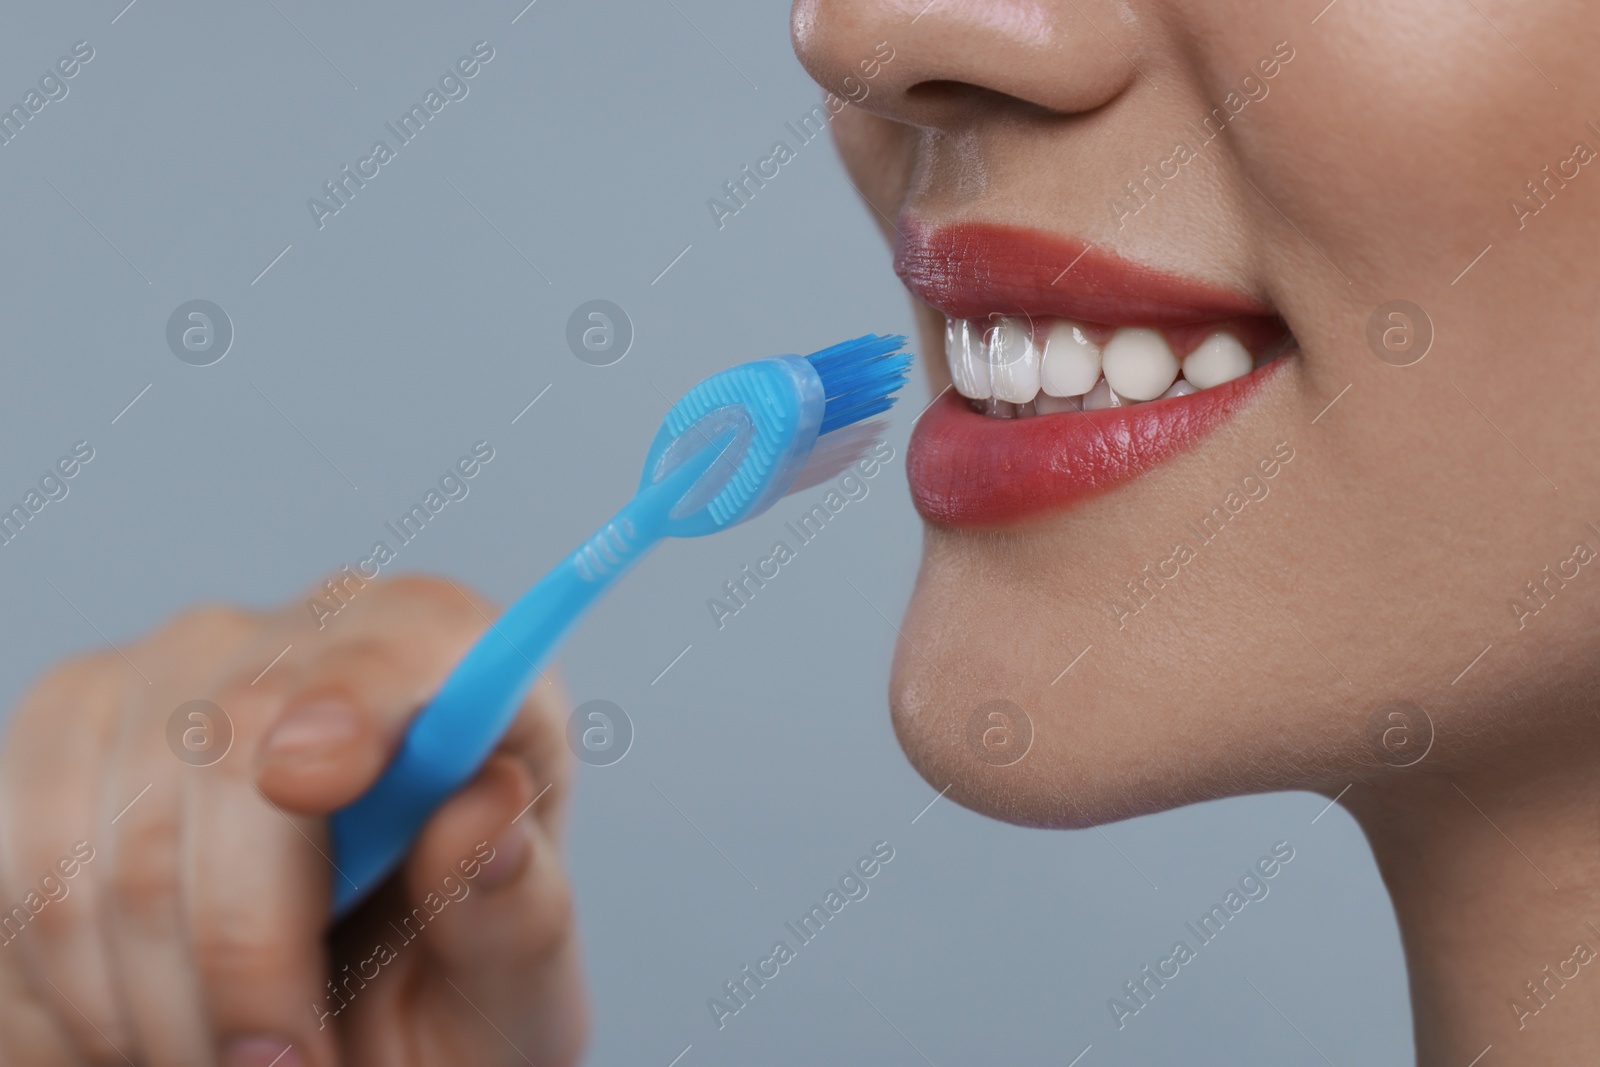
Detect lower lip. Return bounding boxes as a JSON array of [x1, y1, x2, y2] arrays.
[[907, 361, 1285, 527]]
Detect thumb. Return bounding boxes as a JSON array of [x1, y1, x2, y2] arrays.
[[402, 756, 588, 1066]]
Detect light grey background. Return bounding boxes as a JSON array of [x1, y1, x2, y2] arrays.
[[0, 1, 1409, 1063]]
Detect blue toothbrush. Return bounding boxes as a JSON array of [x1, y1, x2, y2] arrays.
[[329, 334, 913, 917]]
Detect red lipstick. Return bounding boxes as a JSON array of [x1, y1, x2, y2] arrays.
[[895, 221, 1273, 327], [909, 371, 1279, 526]]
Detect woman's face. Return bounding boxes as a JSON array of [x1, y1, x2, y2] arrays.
[[794, 0, 1600, 826]]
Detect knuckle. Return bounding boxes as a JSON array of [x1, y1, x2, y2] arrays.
[[3, 653, 121, 789], [507, 691, 573, 785], [209, 678, 281, 733], [18, 651, 122, 719], [293, 638, 409, 713], [192, 911, 291, 988], [519, 744, 569, 814], [381, 574, 486, 621], [108, 819, 181, 921], [322, 635, 407, 678], [26, 889, 84, 942], [153, 604, 258, 648]]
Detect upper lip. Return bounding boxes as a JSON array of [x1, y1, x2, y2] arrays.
[[893, 218, 1275, 327]]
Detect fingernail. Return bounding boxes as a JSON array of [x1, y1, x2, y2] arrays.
[[476, 823, 531, 891], [225, 1036, 302, 1067], [263, 699, 361, 762]]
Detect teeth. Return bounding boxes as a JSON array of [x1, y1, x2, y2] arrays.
[[1100, 328, 1179, 402], [1081, 379, 1124, 411], [1040, 321, 1102, 397], [1035, 393, 1084, 415], [942, 316, 1275, 418], [1180, 332, 1252, 389], [946, 318, 991, 399], [987, 316, 1041, 404]]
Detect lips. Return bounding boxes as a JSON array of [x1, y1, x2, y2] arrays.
[[897, 221, 1289, 526], [910, 368, 1279, 526], [895, 221, 1274, 327]]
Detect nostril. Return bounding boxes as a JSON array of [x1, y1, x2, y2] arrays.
[[904, 79, 1072, 119], [905, 79, 981, 102]]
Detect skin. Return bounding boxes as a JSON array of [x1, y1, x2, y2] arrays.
[[3, 3, 1597, 1064], [0, 576, 586, 1066], [793, 0, 1600, 1063]]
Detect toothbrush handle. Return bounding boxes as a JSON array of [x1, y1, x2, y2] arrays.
[[327, 495, 666, 918]]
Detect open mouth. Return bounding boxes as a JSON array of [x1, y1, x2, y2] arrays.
[[897, 220, 1295, 526]]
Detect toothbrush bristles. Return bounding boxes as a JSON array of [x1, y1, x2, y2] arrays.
[[804, 334, 915, 437]]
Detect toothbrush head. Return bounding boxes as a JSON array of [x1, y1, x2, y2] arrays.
[[805, 333, 916, 436], [640, 334, 912, 537]]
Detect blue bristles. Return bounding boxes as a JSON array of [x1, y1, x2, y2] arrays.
[[804, 333, 915, 437]]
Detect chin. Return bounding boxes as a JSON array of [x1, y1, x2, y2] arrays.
[[887, 558, 1362, 833]]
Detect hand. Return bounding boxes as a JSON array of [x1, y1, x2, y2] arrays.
[[0, 575, 586, 1067]]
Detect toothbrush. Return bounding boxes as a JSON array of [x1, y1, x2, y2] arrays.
[[329, 334, 913, 917]]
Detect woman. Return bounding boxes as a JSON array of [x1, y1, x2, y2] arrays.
[[3, 0, 1596, 1063], [798, 0, 1600, 1063]]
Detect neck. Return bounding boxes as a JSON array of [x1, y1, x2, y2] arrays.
[[1345, 745, 1600, 1066]]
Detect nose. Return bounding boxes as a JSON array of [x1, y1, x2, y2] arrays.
[[791, 0, 1139, 127]]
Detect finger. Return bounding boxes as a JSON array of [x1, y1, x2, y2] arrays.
[[256, 579, 492, 814], [0, 947, 80, 1067], [494, 673, 572, 841], [410, 757, 560, 958], [100, 721, 211, 1063], [0, 655, 130, 1063], [187, 672, 340, 1067], [407, 756, 586, 1066], [99, 610, 257, 1065]]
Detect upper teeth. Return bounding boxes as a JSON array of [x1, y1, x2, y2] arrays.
[[1180, 331, 1253, 389], [988, 316, 1039, 403], [945, 319, 991, 400], [1040, 321, 1101, 398], [944, 315, 1256, 412]]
